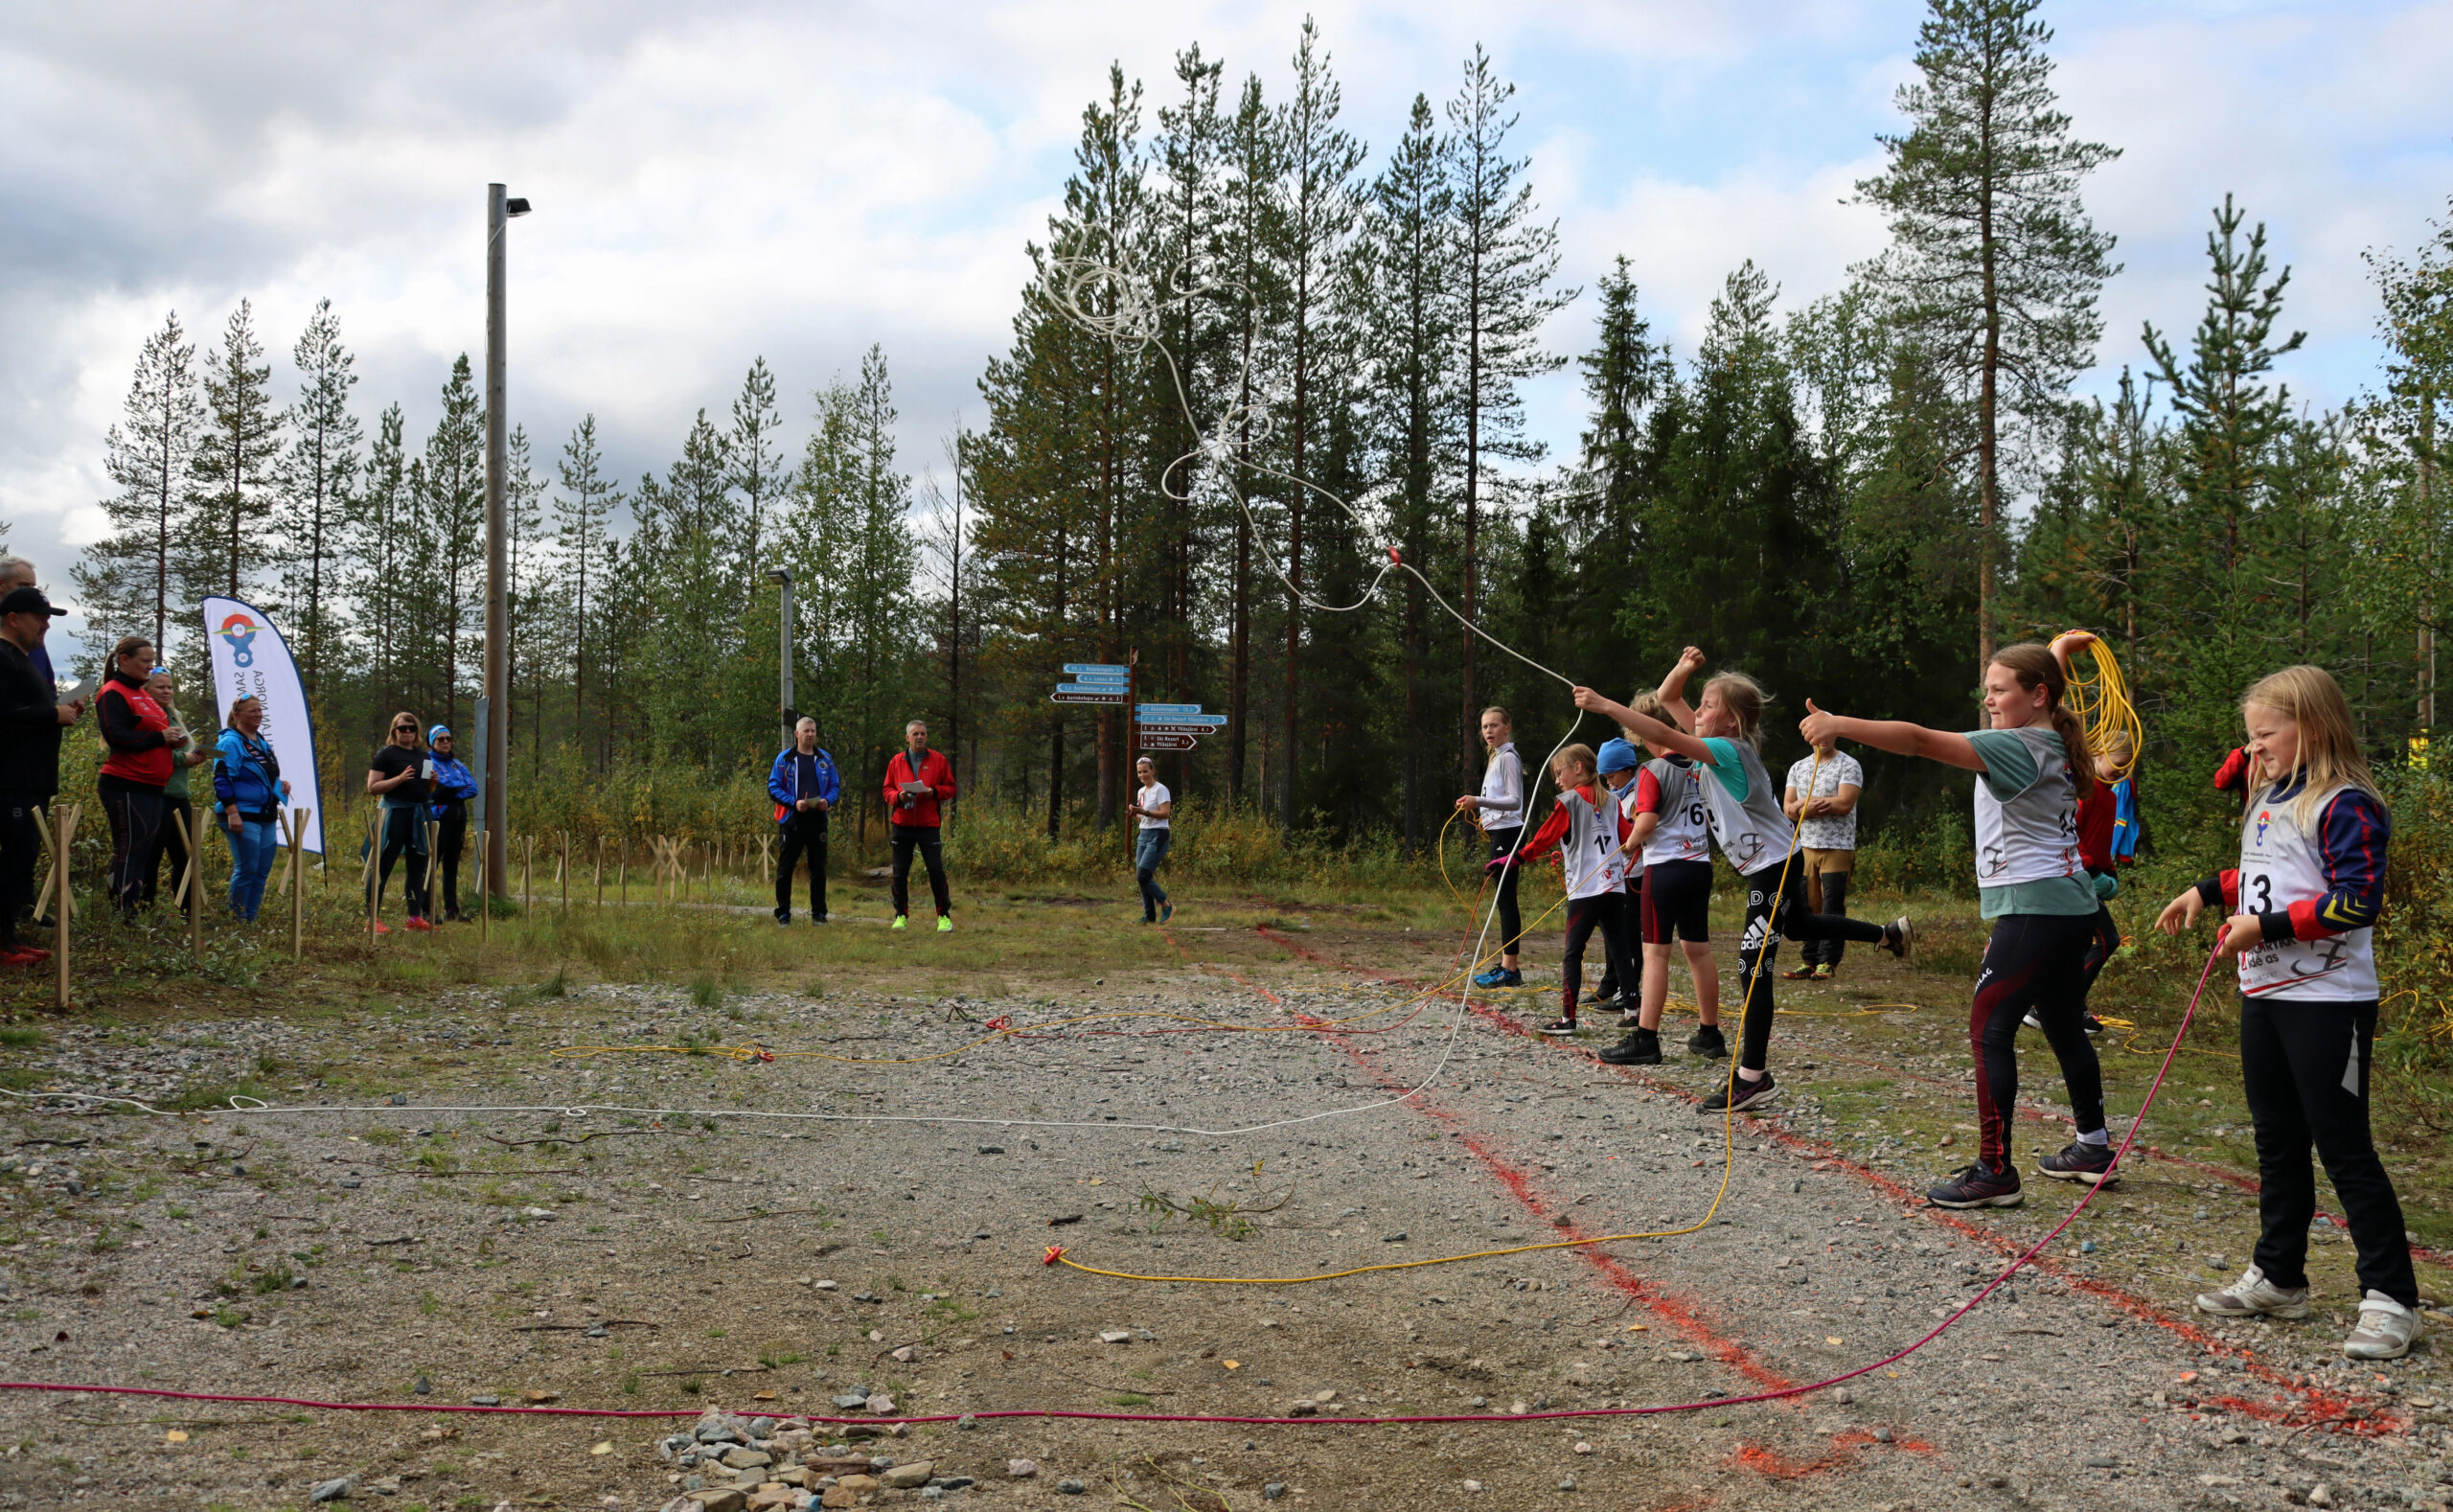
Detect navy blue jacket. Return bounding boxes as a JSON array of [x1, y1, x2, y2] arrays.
[[768, 745, 841, 821], [427, 753, 480, 814]]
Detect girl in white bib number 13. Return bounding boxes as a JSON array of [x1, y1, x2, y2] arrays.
[[2157, 665, 2418, 1362]]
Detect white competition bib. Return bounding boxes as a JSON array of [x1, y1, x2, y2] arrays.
[[2236, 786, 2377, 1000], [1972, 725, 2081, 887], [1640, 758, 1711, 868]]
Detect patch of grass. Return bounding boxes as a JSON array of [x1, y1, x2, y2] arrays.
[[1105, 1392, 1154, 1408], [688, 973, 723, 1010], [0, 1026, 46, 1049], [758, 1350, 807, 1368]]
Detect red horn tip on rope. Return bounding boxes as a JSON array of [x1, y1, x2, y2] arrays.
[[1043, 1245, 1066, 1265]]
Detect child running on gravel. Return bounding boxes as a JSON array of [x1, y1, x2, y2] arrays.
[[1487, 744, 1637, 1039]]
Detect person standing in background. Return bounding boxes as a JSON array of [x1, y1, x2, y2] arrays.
[[95, 636, 180, 918], [0, 561, 55, 696], [365, 714, 433, 932], [1782, 732, 1865, 981], [140, 670, 213, 908], [213, 696, 288, 922], [1459, 706, 1526, 989], [424, 726, 479, 921], [883, 719, 955, 932], [768, 717, 839, 926], [1126, 755, 1174, 924], [0, 587, 79, 966]]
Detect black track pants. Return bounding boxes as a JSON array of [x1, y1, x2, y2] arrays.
[[2240, 994, 2417, 1305]]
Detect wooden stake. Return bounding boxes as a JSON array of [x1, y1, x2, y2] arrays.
[[522, 833, 533, 912], [593, 834, 604, 909], [288, 807, 308, 960], [425, 819, 441, 924], [477, 821, 490, 945], [561, 830, 569, 912], [188, 800, 205, 957], [51, 804, 76, 1011], [619, 838, 628, 906], [364, 806, 380, 941]]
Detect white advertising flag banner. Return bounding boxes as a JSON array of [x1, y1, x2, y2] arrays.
[[200, 596, 326, 856]]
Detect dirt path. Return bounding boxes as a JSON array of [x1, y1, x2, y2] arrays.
[[0, 914, 2445, 1511]]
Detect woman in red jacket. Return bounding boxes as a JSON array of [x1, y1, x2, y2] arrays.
[[95, 635, 183, 918], [882, 719, 956, 931]]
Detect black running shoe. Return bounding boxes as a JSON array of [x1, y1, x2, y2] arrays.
[[774, 909, 791, 926], [1927, 1161, 2024, 1208], [1686, 1023, 1728, 1060], [1597, 1028, 1662, 1065], [1540, 1017, 1578, 1038], [1698, 1071, 1777, 1113], [1881, 917, 1912, 959], [2081, 1013, 2104, 1036], [1588, 994, 1624, 1014], [2038, 1139, 2118, 1185]]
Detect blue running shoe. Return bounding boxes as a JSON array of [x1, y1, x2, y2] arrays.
[[1471, 965, 1514, 989]]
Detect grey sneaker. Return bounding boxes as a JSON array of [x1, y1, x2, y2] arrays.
[[2194, 1265, 2310, 1320], [2345, 1292, 2419, 1361], [1880, 917, 1911, 958]]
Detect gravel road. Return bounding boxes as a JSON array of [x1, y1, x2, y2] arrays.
[[0, 924, 2445, 1512]]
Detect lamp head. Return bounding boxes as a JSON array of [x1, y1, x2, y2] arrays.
[[504, 196, 533, 218]]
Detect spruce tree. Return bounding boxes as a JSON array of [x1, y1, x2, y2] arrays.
[[727, 356, 786, 577], [2351, 195, 2453, 725], [276, 298, 361, 706], [75, 311, 202, 656], [1445, 44, 1571, 776], [1215, 71, 1287, 806], [189, 299, 284, 612], [1856, 0, 2119, 669], [424, 355, 486, 730]]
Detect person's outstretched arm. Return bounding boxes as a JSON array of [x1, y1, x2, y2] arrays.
[[1571, 688, 1712, 765], [1797, 700, 1983, 771], [1655, 646, 1705, 732]]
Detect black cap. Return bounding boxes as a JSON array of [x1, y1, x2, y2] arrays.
[[0, 588, 63, 618]]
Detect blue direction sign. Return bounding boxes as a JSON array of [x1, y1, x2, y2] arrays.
[[1051, 690, 1128, 705], [1055, 682, 1130, 697], [1136, 703, 1207, 717], [1063, 664, 1130, 676], [1139, 712, 1226, 727], [1139, 723, 1218, 739]]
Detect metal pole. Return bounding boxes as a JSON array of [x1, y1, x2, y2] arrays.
[[483, 182, 512, 904]]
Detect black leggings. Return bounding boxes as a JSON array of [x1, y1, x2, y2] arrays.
[[2078, 902, 2120, 998], [1733, 859, 1889, 1072], [1970, 910, 2104, 1170], [1561, 891, 1636, 1022], [2240, 994, 2415, 1305], [1801, 869, 1851, 967], [434, 802, 468, 917], [369, 804, 429, 919], [1485, 826, 1524, 957], [99, 774, 166, 916]]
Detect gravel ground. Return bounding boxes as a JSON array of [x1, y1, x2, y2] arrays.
[[0, 923, 2446, 1512]]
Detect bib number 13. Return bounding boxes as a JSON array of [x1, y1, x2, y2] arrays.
[[2247, 874, 2272, 912]]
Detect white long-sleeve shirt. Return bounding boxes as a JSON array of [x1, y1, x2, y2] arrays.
[[1478, 742, 1525, 831]]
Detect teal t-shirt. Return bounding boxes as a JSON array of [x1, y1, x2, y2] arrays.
[[1696, 737, 1748, 801], [1965, 728, 2098, 919]]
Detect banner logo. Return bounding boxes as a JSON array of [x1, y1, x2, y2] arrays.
[[2254, 808, 2271, 845], [217, 612, 260, 669]]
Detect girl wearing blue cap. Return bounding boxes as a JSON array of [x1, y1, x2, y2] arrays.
[[1487, 744, 1638, 1037], [425, 726, 480, 921]]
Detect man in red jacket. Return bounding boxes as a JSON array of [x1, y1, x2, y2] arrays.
[[883, 719, 956, 931]]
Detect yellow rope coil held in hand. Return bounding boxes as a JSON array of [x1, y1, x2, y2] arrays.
[[1049, 749, 1825, 1288], [2057, 630, 2144, 783]]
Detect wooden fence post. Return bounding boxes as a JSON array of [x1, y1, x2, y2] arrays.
[[594, 835, 604, 909], [288, 807, 308, 960], [561, 831, 570, 912], [363, 806, 380, 941], [44, 805, 78, 1010], [522, 834, 533, 912]]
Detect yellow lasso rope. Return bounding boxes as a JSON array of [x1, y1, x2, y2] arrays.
[[2058, 629, 2144, 782], [1049, 747, 1824, 1287]]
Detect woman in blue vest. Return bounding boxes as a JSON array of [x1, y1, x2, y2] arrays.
[[211, 696, 290, 922], [768, 718, 840, 925]]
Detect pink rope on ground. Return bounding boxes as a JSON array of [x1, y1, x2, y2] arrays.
[[0, 948, 2222, 1432]]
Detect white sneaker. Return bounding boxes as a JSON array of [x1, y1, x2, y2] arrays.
[[2194, 1265, 2310, 1320], [2345, 1292, 2419, 1361]]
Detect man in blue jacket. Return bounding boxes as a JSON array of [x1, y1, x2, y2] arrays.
[[768, 717, 839, 925]]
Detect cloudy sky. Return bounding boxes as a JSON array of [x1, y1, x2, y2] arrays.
[[4, 0, 2448, 654]]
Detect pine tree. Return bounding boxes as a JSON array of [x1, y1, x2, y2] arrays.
[[1358, 92, 1459, 846], [505, 424, 549, 772], [1445, 44, 1572, 776], [1216, 71, 1287, 806], [424, 355, 487, 730], [189, 299, 285, 612], [1273, 18, 1365, 829], [276, 298, 361, 706], [1856, 0, 2120, 668], [554, 416, 620, 768], [75, 311, 202, 657], [2351, 195, 2453, 725], [2144, 195, 2306, 647], [728, 356, 787, 578], [350, 404, 411, 717]]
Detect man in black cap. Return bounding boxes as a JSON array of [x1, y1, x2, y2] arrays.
[[0, 588, 83, 966]]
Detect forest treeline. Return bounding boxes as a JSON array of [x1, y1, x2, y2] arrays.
[[64, 0, 2453, 859]]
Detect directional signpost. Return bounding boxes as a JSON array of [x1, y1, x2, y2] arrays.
[[1045, 656, 1229, 863]]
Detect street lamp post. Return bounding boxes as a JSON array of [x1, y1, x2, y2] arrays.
[[767, 567, 794, 748], [483, 184, 530, 901]]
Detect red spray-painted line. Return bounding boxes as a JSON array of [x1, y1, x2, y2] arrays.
[[1263, 928, 2400, 1436], [1730, 1428, 1936, 1480]]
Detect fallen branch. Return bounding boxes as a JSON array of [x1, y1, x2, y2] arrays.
[[514, 1319, 660, 1333]]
